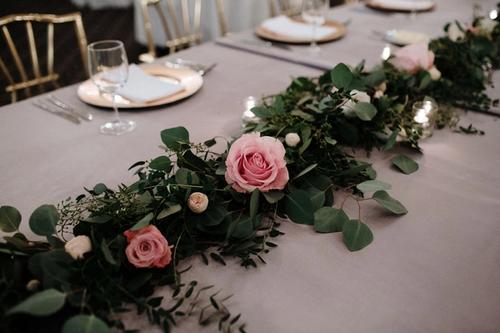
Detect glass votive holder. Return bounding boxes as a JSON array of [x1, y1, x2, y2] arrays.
[[412, 100, 438, 138], [241, 96, 261, 126]]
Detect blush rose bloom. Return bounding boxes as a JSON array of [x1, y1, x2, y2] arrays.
[[124, 225, 172, 269], [390, 42, 435, 74], [225, 133, 289, 193]]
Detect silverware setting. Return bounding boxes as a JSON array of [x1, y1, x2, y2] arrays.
[[32, 100, 81, 124], [235, 38, 292, 51], [46, 94, 93, 121], [165, 58, 218, 76]]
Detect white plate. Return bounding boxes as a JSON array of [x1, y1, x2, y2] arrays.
[[385, 29, 430, 45], [77, 64, 203, 109], [366, 0, 435, 12]]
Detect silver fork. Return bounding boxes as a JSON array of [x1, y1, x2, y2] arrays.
[[32, 100, 81, 124], [46, 94, 93, 121]]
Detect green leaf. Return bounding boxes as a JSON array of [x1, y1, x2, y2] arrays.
[[175, 168, 200, 185], [262, 191, 285, 204], [353, 102, 377, 121], [391, 154, 419, 175], [364, 69, 386, 87], [324, 137, 337, 146], [204, 138, 217, 147], [364, 166, 377, 180], [150, 156, 172, 171], [82, 215, 111, 224], [93, 183, 107, 195], [274, 96, 285, 113], [293, 164, 318, 180], [62, 315, 109, 333], [201, 206, 227, 226], [29, 205, 59, 236], [372, 191, 408, 215], [0, 206, 21, 232], [161, 127, 189, 150], [290, 110, 315, 122], [306, 187, 325, 211], [7, 289, 66, 316], [314, 207, 349, 233], [342, 219, 373, 251], [157, 204, 182, 219], [250, 106, 271, 118], [331, 63, 353, 89], [356, 180, 391, 194], [130, 212, 154, 231], [383, 129, 399, 151], [249, 190, 259, 220], [229, 215, 254, 239], [100, 240, 117, 266], [285, 190, 314, 225]]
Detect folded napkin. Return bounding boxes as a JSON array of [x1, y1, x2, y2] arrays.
[[118, 64, 184, 103], [371, 0, 434, 11], [261, 15, 337, 40]]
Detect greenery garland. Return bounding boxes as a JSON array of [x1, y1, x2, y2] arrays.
[[0, 8, 498, 333]]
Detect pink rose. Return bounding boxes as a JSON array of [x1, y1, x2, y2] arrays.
[[225, 133, 289, 193], [124, 225, 172, 269], [390, 42, 435, 74]]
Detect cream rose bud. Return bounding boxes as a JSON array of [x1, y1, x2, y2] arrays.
[[64, 235, 92, 260], [285, 133, 301, 147], [375, 82, 387, 93], [188, 192, 209, 214], [374, 90, 384, 99], [428, 66, 441, 80], [26, 279, 41, 291]]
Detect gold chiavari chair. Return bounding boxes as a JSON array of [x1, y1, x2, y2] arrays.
[[0, 13, 88, 103], [215, 0, 229, 37], [139, 0, 202, 63], [268, 0, 304, 17]]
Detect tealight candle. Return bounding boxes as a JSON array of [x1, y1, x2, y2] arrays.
[[242, 96, 260, 125], [412, 100, 438, 138]]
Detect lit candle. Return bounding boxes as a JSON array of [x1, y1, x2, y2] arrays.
[[412, 100, 438, 138], [242, 96, 260, 124]]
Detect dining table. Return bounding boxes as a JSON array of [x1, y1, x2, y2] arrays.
[[1, 0, 500, 332]]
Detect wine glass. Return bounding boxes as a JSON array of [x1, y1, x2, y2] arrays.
[[302, 0, 328, 53], [87, 40, 136, 135]]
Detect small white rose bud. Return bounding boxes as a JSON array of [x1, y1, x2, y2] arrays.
[[448, 23, 465, 41], [375, 82, 387, 93], [64, 235, 92, 260], [428, 66, 441, 80], [374, 90, 384, 99], [330, 86, 339, 94], [26, 279, 41, 291], [285, 133, 301, 147], [188, 192, 209, 214]]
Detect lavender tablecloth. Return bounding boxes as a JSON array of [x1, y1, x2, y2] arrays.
[[1, 2, 500, 332]]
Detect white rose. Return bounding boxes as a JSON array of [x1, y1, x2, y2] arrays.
[[428, 66, 441, 80], [188, 192, 209, 214], [342, 90, 371, 116], [478, 18, 497, 34], [374, 90, 384, 99], [375, 82, 387, 93], [285, 133, 301, 147], [448, 22, 465, 41], [64, 235, 92, 260]]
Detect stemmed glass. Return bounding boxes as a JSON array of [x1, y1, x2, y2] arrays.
[[87, 40, 136, 135], [302, 0, 328, 53]]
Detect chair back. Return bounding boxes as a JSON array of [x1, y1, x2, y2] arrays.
[[215, 0, 228, 36], [269, 0, 304, 17], [0, 12, 88, 103], [139, 0, 202, 62]]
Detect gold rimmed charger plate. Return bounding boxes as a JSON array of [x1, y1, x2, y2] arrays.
[[255, 18, 346, 44], [366, 0, 435, 13], [77, 64, 203, 109]]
